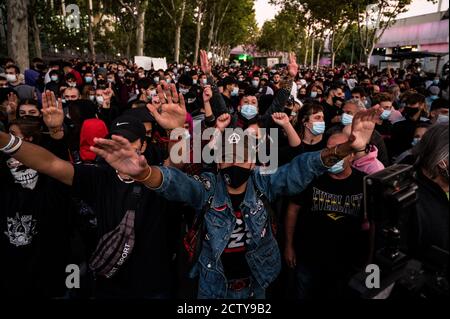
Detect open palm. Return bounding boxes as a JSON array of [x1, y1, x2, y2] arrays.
[[349, 106, 382, 150], [147, 84, 186, 129], [288, 52, 298, 78], [42, 90, 64, 129], [91, 135, 148, 178]]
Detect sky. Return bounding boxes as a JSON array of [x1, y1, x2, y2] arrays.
[[254, 0, 450, 27]]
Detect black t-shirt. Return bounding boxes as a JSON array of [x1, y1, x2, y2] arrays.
[[390, 118, 419, 159], [72, 164, 172, 298], [221, 192, 252, 280], [0, 156, 72, 298], [291, 170, 367, 273], [278, 137, 326, 166]]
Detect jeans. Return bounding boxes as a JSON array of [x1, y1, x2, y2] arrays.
[[225, 278, 266, 299]]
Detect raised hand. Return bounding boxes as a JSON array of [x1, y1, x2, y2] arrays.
[[101, 84, 113, 108], [349, 106, 382, 151], [216, 113, 231, 132], [288, 52, 298, 78], [42, 90, 64, 130], [203, 85, 212, 103], [6, 92, 18, 115], [147, 84, 186, 129], [200, 50, 211, 76], [271, 112, 290, 127], [91, 135, 148, 179]]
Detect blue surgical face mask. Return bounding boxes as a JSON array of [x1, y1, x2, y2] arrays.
[[437, 114, 449, 124], [308, 121, 326, 135], [310, 91, 318, 98], [154, 77, 160, 83], [341, 113, 354, 126], [84, 76, 93, 83], [430, 95, 439, 100], [251, 80, 259, 88], [240, 104, 258, 120], [179, 88, 189, 95], [328, 159, 345, 174], [380, 109, 392, 120], [51, 75, 59, 82], [202, 78, 207, 85], [192, 79, 197, 85], [411, 137, 420, 146], [231, 87, 239, 96]]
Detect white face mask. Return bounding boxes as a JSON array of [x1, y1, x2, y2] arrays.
[[6, 158, 39, 190], [96, 95, 104, 105], [68, 82, 77, 87], [6, 74, 17, 83]]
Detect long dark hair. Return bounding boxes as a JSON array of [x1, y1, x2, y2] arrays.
[[295, 102, 324, 139], [8, 117, 42, 145]]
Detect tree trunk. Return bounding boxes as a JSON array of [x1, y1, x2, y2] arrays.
[[193, 2, 203, 65], [330, 30, 335, 69], [310, 37, 315, 68], [0, 7, 7, 49], [303, 37, 309, 66], [317, 43, 322, 69], [174, 25, 182, 63], [173, 0, 186, 63], [61, 0, 66, 15], [7, 0, 29, 71], [135, 0, 148, 56], [87, 0, 96, 61], [32, 10, 42, 58], [206, 7, 216, 52], [350, 35, 354, 65]]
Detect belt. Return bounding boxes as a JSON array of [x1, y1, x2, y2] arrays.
[[227, 278, 251, 291]]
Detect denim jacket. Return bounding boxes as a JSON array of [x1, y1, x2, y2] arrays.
[[152, 151, 327, 298]]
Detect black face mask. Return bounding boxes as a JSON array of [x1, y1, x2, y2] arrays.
[[402, 106, 420, 118], [333, 96, 345, 107], [220, 166, 252, 189], [284, 107, 293, 116]]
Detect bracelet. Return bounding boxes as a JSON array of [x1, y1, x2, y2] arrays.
[[355, 144, 371, 154], [49, 127, 64, 134], [4, 137, 23, 155], [0, 134, 15, 152], [133, 166, 152, 183]]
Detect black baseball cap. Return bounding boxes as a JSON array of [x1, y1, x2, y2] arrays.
[[110, 115, 146, 143]]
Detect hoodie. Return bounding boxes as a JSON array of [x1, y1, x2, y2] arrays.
[[79, 119, 109, 162], [352, 145, 385, 175]]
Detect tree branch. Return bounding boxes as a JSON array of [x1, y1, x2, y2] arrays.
[[158, 0, 175, 21], [118, 0, 134, 15]]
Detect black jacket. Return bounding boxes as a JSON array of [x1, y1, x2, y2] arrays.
[[404, 170, 449, 269]]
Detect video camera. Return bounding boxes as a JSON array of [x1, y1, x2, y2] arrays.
[[349, 164, 449, 299]]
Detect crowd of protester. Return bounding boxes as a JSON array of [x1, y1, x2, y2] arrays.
[[0, 52, 448, 299]]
